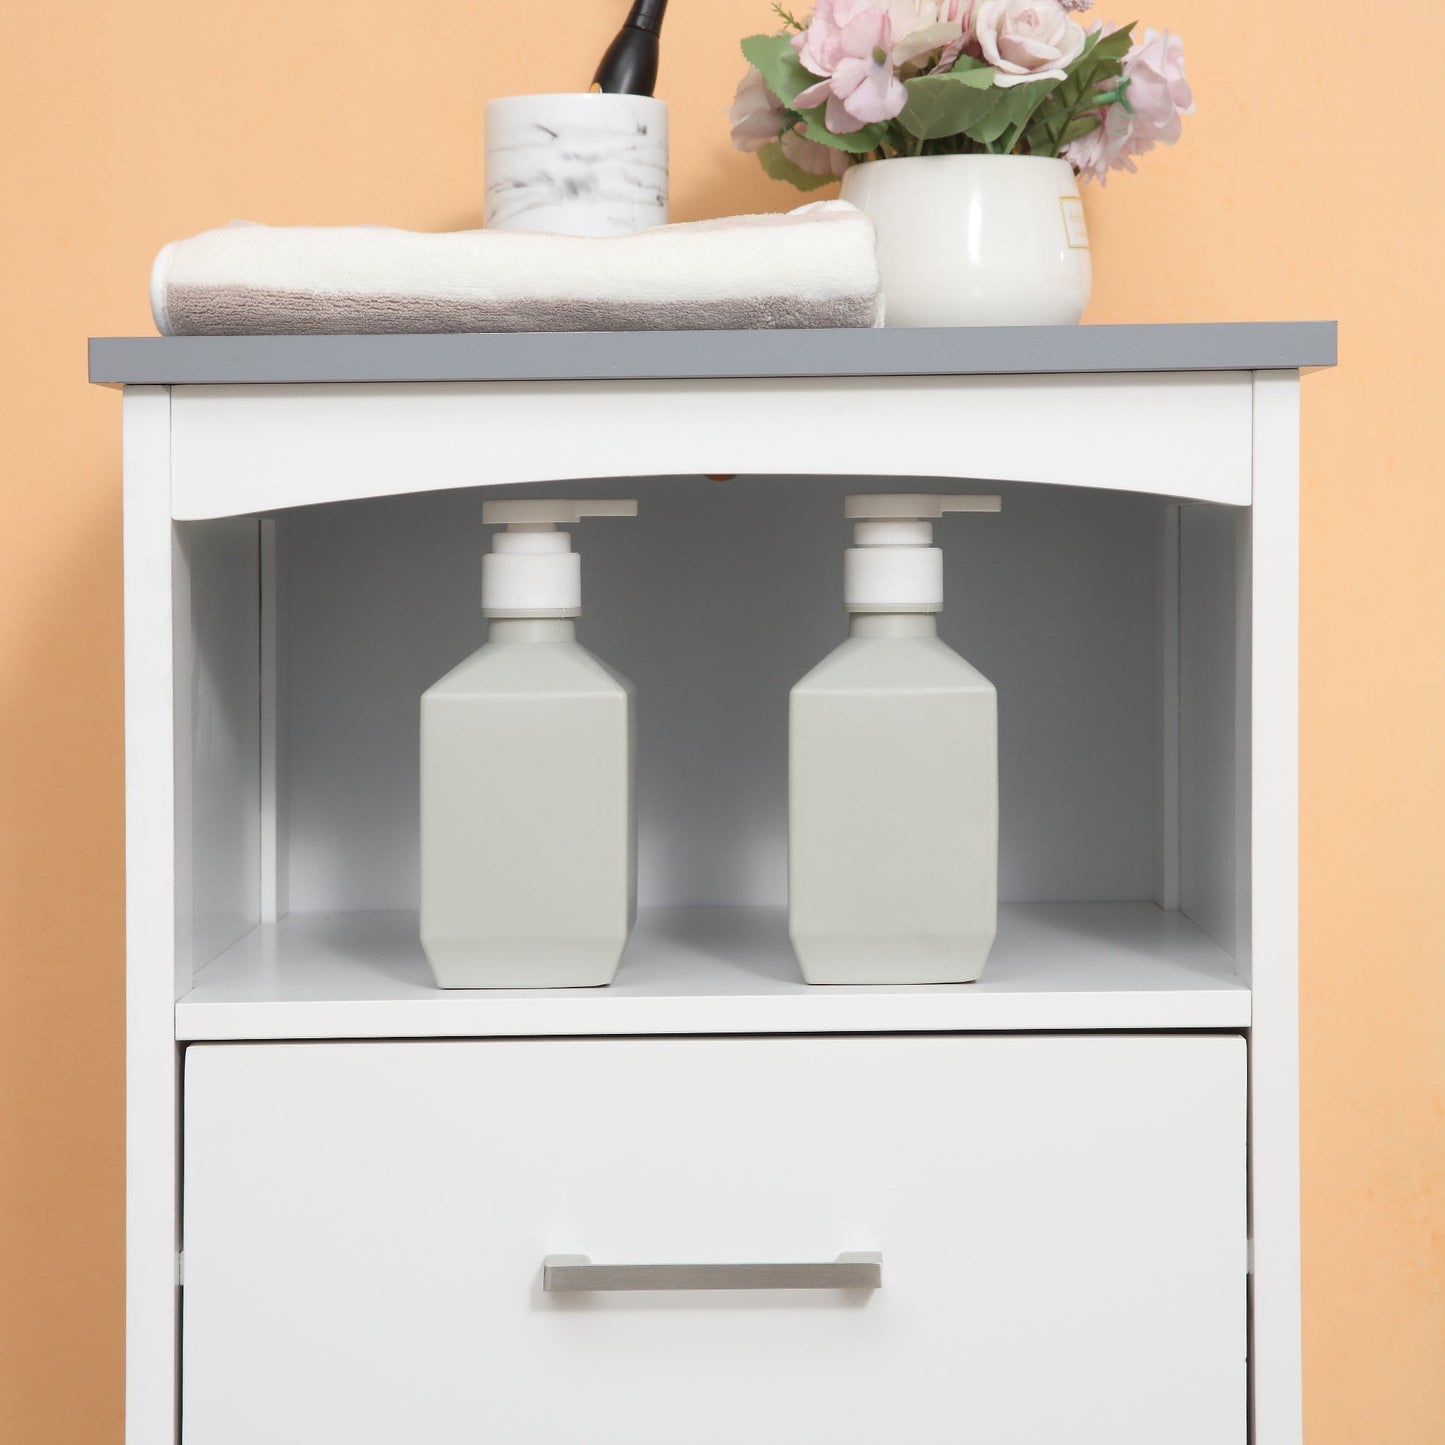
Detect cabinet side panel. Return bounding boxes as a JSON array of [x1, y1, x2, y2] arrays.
[[123, 386, 179, 1445], [259, 518, 286, 923], [1248, 370, 1303, 1445], [176, 519, 261, 971], [1155, 504, 1181, 910], [1180, 502, 1242, 955]]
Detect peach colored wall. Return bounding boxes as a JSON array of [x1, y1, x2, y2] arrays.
[[0, 1, 1440, 1439]]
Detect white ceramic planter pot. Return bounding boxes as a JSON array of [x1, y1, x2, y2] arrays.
[[485, 93, 668, 238], [840, 155, 1091, 327]]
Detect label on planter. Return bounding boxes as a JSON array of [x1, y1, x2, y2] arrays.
[[1060, 197, 1089, 250]]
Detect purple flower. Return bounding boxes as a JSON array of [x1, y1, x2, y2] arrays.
[[730, 65, 787, 153], [729, 59, 849, 178], [781, 124, 853, 177], [1064, 27, 1193, 183], [791, 1, 910, 130], [1060, 102, 1132, 182], [1122, 28, 1193, 146], [782, 2, 979, 132]]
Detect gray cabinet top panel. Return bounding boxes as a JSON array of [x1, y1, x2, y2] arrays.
[[89, 321, 1336, 387]]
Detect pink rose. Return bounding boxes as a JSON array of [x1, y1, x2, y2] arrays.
[[887, 0, 974, 26], [729, 66, 786, 154], [974, 0, 1086, 88], [885, 0, 974, 67]]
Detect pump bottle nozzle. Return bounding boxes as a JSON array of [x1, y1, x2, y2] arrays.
[[844, 494, 1002, 520], [481, 498, 638, 618], [483, 499, 639, 528], [842, 493, 1000, 614]]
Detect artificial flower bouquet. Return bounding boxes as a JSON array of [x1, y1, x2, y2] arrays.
[[731, 0, 1191, 188]]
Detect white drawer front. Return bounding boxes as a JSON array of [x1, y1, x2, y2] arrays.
[[182, 1035, 1245, 1444]]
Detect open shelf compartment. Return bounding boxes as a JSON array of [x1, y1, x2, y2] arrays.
[[174, 472, 1251, 1038]]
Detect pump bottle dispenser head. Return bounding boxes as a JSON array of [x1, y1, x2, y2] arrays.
[[842, 493, 1000, 613], [481, 498, 638, 618]]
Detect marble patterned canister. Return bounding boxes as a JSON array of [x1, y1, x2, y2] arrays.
[[484, 93, 668, 237]]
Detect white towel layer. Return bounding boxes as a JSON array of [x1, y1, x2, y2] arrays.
[[150, 203, 882, 336]]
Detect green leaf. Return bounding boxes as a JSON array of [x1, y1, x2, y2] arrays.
[[1023, 78, 1101, 147], [899, 73, 1003, 140], [944, 54, 994, 77], [740, 32, 815, 108], [1058, 113, 1102, 144], [795, 104, 895, 154], [1015, 27, 1134, 153], [756, 140, 839, 192], [972, 76, 1055, 146], [1022, 118, 1061, 158], [1088, 22, 1136, 64], [938, 55, 998, 87]]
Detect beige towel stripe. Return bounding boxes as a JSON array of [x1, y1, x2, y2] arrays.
[[166, 285, 880, 336]]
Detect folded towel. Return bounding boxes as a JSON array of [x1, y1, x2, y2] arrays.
[[150, 202, 882, 336]]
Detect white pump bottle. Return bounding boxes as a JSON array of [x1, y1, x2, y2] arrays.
[[789, 493, 1001, 985], [419, 499, 638, 988]]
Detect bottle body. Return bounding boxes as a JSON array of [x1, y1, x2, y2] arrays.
[[420, 620, 636, 988], [788, 615, 998, 985], [592, 0, 668, 95]]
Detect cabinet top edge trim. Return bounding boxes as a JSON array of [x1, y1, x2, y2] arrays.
[[90, 321, 1336, 388]]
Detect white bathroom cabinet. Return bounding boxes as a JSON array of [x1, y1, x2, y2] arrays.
[[92, 321, 1335, 1444]]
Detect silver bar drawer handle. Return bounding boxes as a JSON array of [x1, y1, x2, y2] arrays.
[[543, 1252, 882, 1293]]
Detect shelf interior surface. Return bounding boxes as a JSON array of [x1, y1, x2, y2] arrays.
[[175, 902, 1249, 1040], [276, 479, 1168, 915]]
